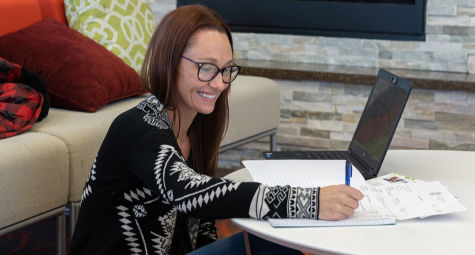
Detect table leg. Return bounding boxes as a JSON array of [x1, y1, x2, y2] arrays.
[[243, 231, 252, 255]]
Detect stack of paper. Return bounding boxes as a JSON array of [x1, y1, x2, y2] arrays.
[[242, 160, 466, 227]]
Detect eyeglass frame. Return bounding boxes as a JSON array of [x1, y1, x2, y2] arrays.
[[181, 56, 241, 84]]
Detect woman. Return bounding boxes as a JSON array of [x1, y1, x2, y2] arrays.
[[69, 5, 363, 255]]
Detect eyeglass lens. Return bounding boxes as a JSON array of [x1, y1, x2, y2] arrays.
[[198, 64, 240, 83]]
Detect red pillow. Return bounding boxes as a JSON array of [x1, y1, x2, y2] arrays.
[[0, 19, 147, 112]]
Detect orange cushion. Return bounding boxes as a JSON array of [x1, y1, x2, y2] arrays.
[[0, 0, 66, 36]]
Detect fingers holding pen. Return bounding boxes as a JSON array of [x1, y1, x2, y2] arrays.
[[318, 184, 364, 221]]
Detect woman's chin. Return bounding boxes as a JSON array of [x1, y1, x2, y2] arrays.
[[195, 103, 216, 115]]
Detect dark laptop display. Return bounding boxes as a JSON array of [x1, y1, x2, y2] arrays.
[[263, 69, 412, 180]]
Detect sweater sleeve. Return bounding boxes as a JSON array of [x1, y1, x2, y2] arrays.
[[195, 220, 217, 249], [129, 131, 320, 220]]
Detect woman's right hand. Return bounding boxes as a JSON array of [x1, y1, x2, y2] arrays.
[[318, 185, 364, 220]]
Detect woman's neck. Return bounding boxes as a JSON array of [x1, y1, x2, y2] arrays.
[[166, 108, 195, 138]]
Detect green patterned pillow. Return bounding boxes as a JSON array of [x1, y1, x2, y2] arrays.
[[65, 0, 155, 72]]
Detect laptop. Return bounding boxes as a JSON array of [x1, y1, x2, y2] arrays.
[[263, 69, 412, 180]]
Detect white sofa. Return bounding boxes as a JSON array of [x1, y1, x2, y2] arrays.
[[0, 74, 280, 254]]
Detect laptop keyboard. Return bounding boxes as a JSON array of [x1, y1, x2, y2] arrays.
[[307, 151, 350, 160]]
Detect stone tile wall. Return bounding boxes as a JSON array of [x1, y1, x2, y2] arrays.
[[150, 0, 475, 74], [218, 79, 475, 170]]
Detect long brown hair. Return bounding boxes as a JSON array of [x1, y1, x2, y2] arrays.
[[141, 5, 233, 177]]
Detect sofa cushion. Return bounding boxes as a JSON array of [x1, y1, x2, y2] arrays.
[[0, 132, 69, 229], [0, 0, 67, 36], [31, 95, 148, 202], [0, 19, 147, 112], [222, 75, 281, 146], [65, 0, 155, 72]]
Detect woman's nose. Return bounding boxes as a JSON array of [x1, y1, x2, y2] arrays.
[[208, 73, 228, 90]]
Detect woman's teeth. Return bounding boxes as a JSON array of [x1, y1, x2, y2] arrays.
[[198, 92, 216, 99]]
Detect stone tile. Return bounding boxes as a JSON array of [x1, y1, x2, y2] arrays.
[[290, 110, 307, 118], [427, 0, 457, 15], [435, 90, 468, 103], [410, 129, 462, 144], [393, 127, 412, 137], [332, 94, 368, 106], [409, 89, 435, 102], [293, 91, 333, 102], [291, 101, 334, 112], [330, 131, 353, 142], [427, 15, 471, 26], [277, 126, 299, 136], [280, 109, 293, 119], [402, 110, 435, 121], [425, 25, 445, 35], [308, 112, 342, 121], [428, 140, 475, 151], [457, 0, 475, 8], [329, 139, 350, 150], [342, 113, 361, 123], [314, 81, 346, 95], [334, 105, 365, 114], [277, 134, 331, 149], [468, 54, 475, 73], [435, 112, 475, 131], [443, 26, 470, 36], [342, 122, 358, 133], [405, 100, 436, 113], [390, 136, 429, 149], [378, 50, 392, 59], [307, 119, 344, 131], [434, 102, 474, 115], [404, 119, 439, 130], [291, 117, 307, 124], [300, 128, 331, 139], [343, 84, 372, 97]]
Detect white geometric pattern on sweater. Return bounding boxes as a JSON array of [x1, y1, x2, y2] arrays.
[[81, 158, 97, 202], [117, 186, 157, 255], [137, 96, 170, 129], [124, 187, 152, 202], [249, 185, 270, 219], [154, 144, 185, 201], [153, 144, 240, 213], [176, 182, 241, 213], [288, 187, 318, 219], [187, 217, 200, 249], [116, 205, 143, 255], [151, 209, 177, 255], [169, 161, 212, 189]]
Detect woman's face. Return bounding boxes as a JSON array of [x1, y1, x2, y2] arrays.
[[176, 29, 233, 117]]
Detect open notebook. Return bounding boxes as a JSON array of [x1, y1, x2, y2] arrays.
[[242, 160, 466, 227]]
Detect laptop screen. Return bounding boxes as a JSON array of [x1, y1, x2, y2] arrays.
[[352, 72, 410, 163]]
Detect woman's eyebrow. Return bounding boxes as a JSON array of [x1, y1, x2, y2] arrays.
[[197, 57, 235, 66]]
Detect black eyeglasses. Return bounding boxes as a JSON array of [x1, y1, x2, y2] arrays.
[[182, 56, 241, 84]]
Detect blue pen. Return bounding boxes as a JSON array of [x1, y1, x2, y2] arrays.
[[345, 160, 352, 186]]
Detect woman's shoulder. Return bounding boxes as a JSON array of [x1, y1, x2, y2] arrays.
[[114, 95, 171, 129], [107, 95, 173, 142]]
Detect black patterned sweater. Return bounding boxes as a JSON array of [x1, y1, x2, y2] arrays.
[[69, 95, 320, 255]]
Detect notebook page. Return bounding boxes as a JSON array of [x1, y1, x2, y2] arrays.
[[242, 160, 366, 188]]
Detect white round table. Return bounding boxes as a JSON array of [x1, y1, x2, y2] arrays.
[[226, 150, 475, 255]]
